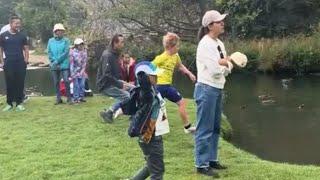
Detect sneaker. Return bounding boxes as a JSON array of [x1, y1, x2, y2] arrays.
[[184, 125, 196, 134], [113, 108, 123, 119], [196, 167, 218, 177], [23, 95, 30, 103], [54, 99, 63, 105], [2, 104, 13, 112], [79, 99, 86, 102], [209, 161, 227, 170], [100, 109, 113, 123], [16, 104, 26, 111]]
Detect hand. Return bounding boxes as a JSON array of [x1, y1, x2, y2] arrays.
[[188, 73, 196, 83], [0, 63, 3, 68], [218, 58, 230, 67], [122, 82, 130, 90]]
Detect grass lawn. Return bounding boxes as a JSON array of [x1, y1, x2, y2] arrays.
[[1, 96, 320, 180]]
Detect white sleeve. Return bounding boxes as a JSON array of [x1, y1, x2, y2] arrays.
[[197, 41, 232, 78]]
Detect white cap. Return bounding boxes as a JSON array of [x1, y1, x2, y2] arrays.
[[135, 61, 163, 77], [74, 38, 84, 45], [202, 10, 227, 27], [53, 23, 65, 32]]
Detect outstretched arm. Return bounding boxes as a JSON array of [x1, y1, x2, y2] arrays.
[[177, 62, 196, 83]]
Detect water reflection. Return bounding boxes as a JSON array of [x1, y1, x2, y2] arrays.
[[224, 73, 320, 165]]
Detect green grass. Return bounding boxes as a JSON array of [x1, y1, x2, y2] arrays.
[[1, 96, 320, 180]]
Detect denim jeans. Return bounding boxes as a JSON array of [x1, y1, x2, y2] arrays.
[[101, 86, 130, 111], [193, 82, 222, 168], [73, 77, 85, 101], [132, 136, 164, 180], [51, 69, 71, 101]]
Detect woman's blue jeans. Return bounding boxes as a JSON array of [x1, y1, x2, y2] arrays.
[[193, 82, 222, 168]]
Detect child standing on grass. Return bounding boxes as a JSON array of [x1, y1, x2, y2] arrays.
[[152, 32, 196, 134], [121, 61, 167, 180], [70, 38, 87, 103]]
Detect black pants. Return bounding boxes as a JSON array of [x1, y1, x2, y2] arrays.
[[4, 60, 26, 106], [132, 136, 164, 180]]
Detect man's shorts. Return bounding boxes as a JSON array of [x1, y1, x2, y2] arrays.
[[156, 84, 182, 103]]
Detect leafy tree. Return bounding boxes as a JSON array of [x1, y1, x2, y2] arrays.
[[15, 0, 68, 42]]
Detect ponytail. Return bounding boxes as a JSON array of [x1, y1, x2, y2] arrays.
[[197, 26, 209, 42]]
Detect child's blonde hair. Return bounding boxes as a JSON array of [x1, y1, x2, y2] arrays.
[[163, 32, 180, 49]]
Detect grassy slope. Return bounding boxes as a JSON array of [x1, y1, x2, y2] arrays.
[[0, 96, 320, 180]]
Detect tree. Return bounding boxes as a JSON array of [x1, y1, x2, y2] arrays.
[[15, 0, 68, 42]]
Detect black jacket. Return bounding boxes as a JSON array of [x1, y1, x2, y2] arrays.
[[96, 48, 123, 91]]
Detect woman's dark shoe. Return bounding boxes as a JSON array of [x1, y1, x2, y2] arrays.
[[196, 167, 219, 177], [209, 161, 227, 170]]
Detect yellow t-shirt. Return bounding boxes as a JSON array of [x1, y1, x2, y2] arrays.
[[152, 51, 181, 85]]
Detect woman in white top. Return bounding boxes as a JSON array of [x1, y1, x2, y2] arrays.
[[193, 10, 233, 177]]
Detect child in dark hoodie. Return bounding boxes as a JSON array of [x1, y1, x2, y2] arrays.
[[121, 61, 167, 180]]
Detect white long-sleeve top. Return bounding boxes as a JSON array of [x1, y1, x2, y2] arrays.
[[196, 35, 233, 89]]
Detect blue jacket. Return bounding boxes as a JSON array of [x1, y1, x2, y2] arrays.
[[47, 37, 70, 70]]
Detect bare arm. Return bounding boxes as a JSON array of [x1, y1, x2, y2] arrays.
[[218, 56, 232, 67], [23, 45, 29, 64], [177, 61, 196, 83]]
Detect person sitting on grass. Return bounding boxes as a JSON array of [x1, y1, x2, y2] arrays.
[[152, 32, 197, 134], [121, 61, 166, 180], [120, 52, 136, 85], [70, 38, 87, 103]]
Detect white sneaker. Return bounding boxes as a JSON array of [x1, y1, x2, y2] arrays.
[[184, 126, 196, 134], [113, 108, 123, 119]]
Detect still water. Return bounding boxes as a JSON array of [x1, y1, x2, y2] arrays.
[[1, 68, 320, 165]]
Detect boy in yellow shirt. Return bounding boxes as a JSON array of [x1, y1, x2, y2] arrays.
[[152, 32, 196, 133]]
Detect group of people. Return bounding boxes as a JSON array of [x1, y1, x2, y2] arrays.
[[0, 9, 234, 179], [96, 10, 233, 179], [47, 23, 88, 105]]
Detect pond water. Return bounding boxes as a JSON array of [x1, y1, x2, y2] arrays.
[[1, 68, 320, 165]]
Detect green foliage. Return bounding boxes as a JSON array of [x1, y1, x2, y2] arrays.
[[0, 0, 21, 25], [15, 0, 68, 42], [226, 32, 320, 74]]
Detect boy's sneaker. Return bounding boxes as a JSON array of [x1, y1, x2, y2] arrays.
[[196, 167, 218, 177], [184, 125, 196, 134], [79, 99, 86, 102], [16, 104, 26, 111], [100, 109, 113, 123], [113, 108, 123, 119], [209, 161, 227, 170], [2, 104, 13, 112]]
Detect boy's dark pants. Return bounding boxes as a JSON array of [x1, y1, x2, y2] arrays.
[[4, 60, 26, 106], [132, 136, 164, 180]]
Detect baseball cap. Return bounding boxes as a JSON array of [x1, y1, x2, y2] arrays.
[[135, 61, 163, 77], [202, 10, 227, 27]]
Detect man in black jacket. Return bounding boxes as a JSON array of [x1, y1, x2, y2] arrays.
[[97, 34, 132, 123]]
